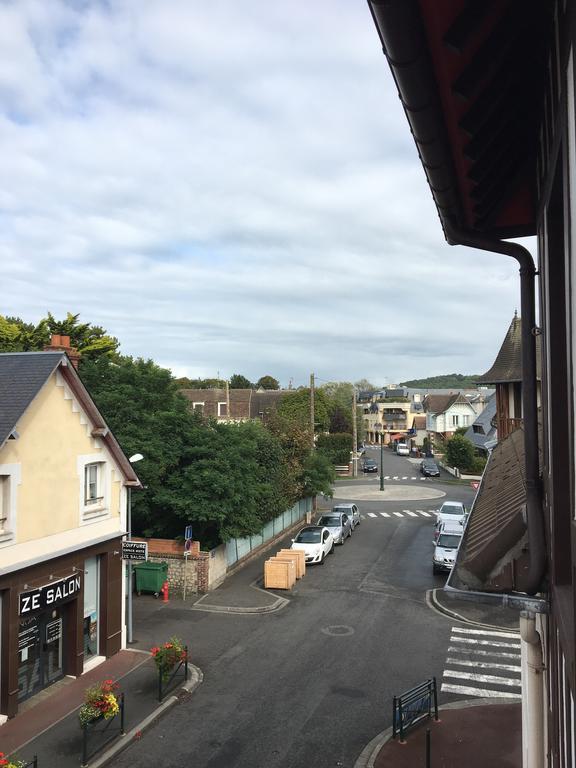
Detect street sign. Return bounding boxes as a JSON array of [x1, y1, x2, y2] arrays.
[[122, 541, 148, 561], [184, 539, 192, 553], [184, 524, 193, 541], [470, 481, 480, 490]]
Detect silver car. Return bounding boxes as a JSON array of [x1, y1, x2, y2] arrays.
[[316, 511, 352, 544], [331, 503, 360, 530]]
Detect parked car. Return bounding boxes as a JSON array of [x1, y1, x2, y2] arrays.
[[332, 503, 360, 529], [316, 511, 352, 544], [420, 458, 440, 477], [291, 526, 334, 564], [362, 458, 378, 473], [396, 442, 410, 456], [432, 522, 463, 574], [434, 501, 467, 541]]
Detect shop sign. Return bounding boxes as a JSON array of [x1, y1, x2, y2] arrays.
[[19, 573, 82, 616], [46, 618, 62, 644], [122, 540, 148, 561], [18, 619, 40, 651]]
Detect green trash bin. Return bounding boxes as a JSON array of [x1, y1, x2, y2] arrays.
[[133, 561, 168, 597]]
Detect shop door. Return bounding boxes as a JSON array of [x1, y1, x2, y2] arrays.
[[18, 609, 64, 702]]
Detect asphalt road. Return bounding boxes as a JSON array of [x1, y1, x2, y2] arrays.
[[112, 453, 481, 768]]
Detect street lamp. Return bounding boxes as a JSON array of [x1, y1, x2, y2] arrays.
[[380, 436, 385, 491], [127, 453, 144, 644]]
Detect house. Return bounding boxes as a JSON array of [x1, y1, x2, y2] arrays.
[[476, 313, 542, 440], [423, 393, 477, 440], [463, 392, 497, 456], [0, 346, 140, 719], [362, 396, 412, 445], [368, 1, 574, 766], [180, 387, 286, 423]]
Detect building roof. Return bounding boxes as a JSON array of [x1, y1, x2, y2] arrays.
[[448, 424, 538, 593], [0, 351, 141, 486], [180, 387, 288, 420], [476, 314, 542, 384], [464, 393, 497, 452], [367, 1, 551, 239], [423, 392, 473, 415], [412, 415, 426, 430]]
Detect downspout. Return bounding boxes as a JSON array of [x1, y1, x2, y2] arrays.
[[443, 225, 546, 596], [519, 611, 545, 768]]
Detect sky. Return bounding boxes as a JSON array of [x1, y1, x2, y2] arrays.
[[1, 0, 527, 387]]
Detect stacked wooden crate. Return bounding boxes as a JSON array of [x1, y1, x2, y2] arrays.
[[275, 549, 305, 578], [264, 557, 296, 589]]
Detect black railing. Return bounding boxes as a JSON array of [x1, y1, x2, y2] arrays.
[[81, 692, 125, 767], [392, 678, 438, 742], [12, 758, 38, 768], [158, 646, 188, 702]]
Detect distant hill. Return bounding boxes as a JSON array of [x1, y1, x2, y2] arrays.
[[400, 374, 481, 389]]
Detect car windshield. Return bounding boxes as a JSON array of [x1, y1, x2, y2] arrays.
[[296, 530, 321, 543], [441, 504, 463, 514], [437, 534, 461, 548], [332, 507, 350, 514], [364, 460, 377, 466], [318, 516, 340, 526]]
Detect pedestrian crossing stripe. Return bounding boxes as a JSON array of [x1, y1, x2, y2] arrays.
[[361, 510, 438, 519], [380, 512, 390, 517], [451, 627, 519, 640], [448, 646, 520, 660], [445, 658, 521, 673], [443, 670, 520, 687], [440, 684, 521, 699], [450, 637, 521, 649], [418, 510, 431, 517], [405, 510, 418, 517], [367, 512, 377, 518]]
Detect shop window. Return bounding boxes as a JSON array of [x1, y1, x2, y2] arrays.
[[83, 556, 100, 660]]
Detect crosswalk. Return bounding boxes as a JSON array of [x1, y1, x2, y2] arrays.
[[363, 510, 433, 519], [441, 626, 522, 699], [372, 476, 429, 481]]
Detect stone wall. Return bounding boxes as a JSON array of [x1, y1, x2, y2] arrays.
[[135, 539, 209, 599]]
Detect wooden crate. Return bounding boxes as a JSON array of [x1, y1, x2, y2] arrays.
[[276, 549, 305, 578], [264, 557, 296, 590]]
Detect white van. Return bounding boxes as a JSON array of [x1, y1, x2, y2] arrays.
[[396, 442, 409, 456]]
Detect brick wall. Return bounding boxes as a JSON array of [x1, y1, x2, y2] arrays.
[[134, 539, 209, 598]]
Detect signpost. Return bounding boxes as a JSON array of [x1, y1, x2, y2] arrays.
[[182, 525, 193, 601], [121, 541, 148, 561]]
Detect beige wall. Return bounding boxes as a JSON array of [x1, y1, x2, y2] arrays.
[[0, 371, 125, 569]]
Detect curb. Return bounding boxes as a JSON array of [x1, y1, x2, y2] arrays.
[[190, 579, 290, 614], [426, 589, 520, 632], [91, 664, 203, 768], [353, 697, 521, 768]]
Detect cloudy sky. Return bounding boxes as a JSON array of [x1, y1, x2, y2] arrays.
[[1, 0, 526, 387]]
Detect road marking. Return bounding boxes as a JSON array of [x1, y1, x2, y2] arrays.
[[411, 476, 417, 480], [393, 476, 399, 480], [401, 476, 408, 480], [448, 646, 520, 660], [418, 510, 431, 517], [440, 683, 521, 699], [450, 637, 521, 649], [420, 477, 427, 481], [367, 512, 377, 518], [445, 658, 521, 673], [384, 476, 390, 480], [451, 627, 519, 639], [405, 511, 418, 517], [443, 670, 521, 688], [379, 512, 390, 517], [393, 512, 403, 517]]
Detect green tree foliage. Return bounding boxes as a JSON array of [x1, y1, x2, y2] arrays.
[[256, 375, 280, 390], [174, 377, 226, 389], [300, 452, 335, 498], [276, 388, 330, 432], [0, 316, 50, 351], [445, 434, 476, 471], [400, 373, 481, 389], [328, 403, 352, 434], [317, 433, 353, 465], [354, 378, 377, 391], [229, 374, 253, 389]]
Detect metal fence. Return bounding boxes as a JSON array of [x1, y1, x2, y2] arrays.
[[225, 498, 312, 567], [392, 678, 438, 742], [158, 646, 189, 702], [81, 693, 125, 766]]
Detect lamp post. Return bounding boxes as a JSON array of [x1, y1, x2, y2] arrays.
[[127, 453, 144, 644], [380, 436, 385, 491]]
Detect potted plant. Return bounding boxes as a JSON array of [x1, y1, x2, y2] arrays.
[[0, 754, 27, 768], [151, 637, 187, 681], [78, 678, 120, 727]]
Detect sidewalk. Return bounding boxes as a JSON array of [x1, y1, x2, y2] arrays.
[[357, 699, 522, 768]]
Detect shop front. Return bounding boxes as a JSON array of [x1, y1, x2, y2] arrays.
[[0, 537, 123, 719]]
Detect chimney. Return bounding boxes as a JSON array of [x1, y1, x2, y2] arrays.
[[45, 334, 81, 370]]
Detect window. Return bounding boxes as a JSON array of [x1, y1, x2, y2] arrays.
[[218, 402, 228, 417], [462, 415, 469, 426], [451, 415, 459, 427], [84, 463, 103, 506], [0, 464, 20, 544], [0, 475, 9, 536], [192, 402, 204, 414]]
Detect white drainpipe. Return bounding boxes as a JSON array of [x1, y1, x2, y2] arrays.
[[520, 611, 545, 768]]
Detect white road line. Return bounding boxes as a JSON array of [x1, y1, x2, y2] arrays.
[[367, 512, 377, 518], [420, 477, 427, 481], [441, 683, 521, 699], [405, 511, 418, 517], [418, 510, 431, 517], [401, 476, 408, 480], [446, 658, 522, 673], [380, 512, 390, 517], [393, 476, 399, 480], [450, 637, 521, 649], [393, 512, 403, 517], [451, 627, 519, 639], [443, 670, 521, 688], [448, 646, 520, 660], [384, 476, 390, 480], [410, 476, 417, 480]]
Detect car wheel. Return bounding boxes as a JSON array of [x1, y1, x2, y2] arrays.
[[432, 564, 439, 574], [330, 542, 335, 554], [339, 535, 345, 545], [320, 552, 325, 564]]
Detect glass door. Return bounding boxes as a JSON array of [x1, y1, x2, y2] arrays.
[[42, 608, 64, 686]]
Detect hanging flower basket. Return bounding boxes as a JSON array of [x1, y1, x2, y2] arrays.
[[0, 754, 28, 768], [78, 679, 120, 727], [151, 637, 187, 682]]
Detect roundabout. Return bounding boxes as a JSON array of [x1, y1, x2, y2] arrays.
[[331, 483, 445, 503]]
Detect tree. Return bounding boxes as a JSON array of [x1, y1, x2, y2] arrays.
[[276, 388, 330, 432], [445, 434, 475, 471], [354, 378, 377, 391], [0, 316, 49, 352], [229, 374, 253, 389], [400, 373, 481, 389], [256, 375, 280, 390], [300, 452, 335, 498], [317, 433, 353, 465], [174, 377, 226, 389], [328, 404, 353, 434]]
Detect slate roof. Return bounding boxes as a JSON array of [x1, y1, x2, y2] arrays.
[[412, 415, 426, 430], [0, 352, 63, 446], [464, 393, 497, 453], [423, 393, 472, 415], [476, 314, 542, 384]]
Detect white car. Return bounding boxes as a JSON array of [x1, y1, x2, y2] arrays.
[[396, 442, 410, 456], [432, 522, 463, 574], [434, 501, 467, 542], [331, 503, 360, 529], [291, 526, 335, 565]]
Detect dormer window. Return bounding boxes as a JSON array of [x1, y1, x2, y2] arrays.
[[84, 463, 104, 506]]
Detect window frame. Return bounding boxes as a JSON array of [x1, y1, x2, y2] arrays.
[[78, 455, 109, 522], [0, 463, 21, 546]]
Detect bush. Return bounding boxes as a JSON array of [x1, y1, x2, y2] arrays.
[[316, 433, 353, 465], [445, 434, 475, 471]]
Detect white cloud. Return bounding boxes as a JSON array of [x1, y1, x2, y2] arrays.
[[0, 0, 525, 386]]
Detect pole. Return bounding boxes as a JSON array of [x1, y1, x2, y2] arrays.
[[352, 389, 358, 477], [127, 486, 133, 644], [226, 379, 230, 419], [380, 439, 385, 491], [183, 551, 189, 601], [310, 373, 315, 450]]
